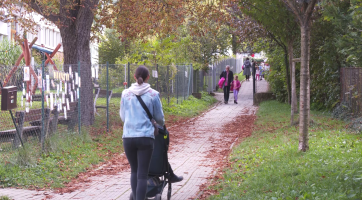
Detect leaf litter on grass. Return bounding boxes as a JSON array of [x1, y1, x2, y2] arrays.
[[196, 108, 256, 199]]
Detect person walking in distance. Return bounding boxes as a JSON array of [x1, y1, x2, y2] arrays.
[[220, 65, 234, 104], [243, 58, 252, 81], [255, 66, 260, 81], [230, 75, 241, 104], [120, 66, 182, 200]]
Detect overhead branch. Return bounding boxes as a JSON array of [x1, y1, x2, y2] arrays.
[[305, 0, 318, 22], [267, 30, 286, 50], [283, 0, 302, 23], [29, 0, 61, 23]]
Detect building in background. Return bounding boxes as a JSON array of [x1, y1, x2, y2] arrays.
[[0, 9, 98, 65]]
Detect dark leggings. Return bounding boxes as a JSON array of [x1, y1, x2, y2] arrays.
[[223, 85, 230, 102], [245, 75, 250, 80], [123, 137, 154, 200]]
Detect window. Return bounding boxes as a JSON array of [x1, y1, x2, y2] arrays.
[[57, 32, 61, 45], [42, 28, 46, 45], [47, 29, 50, 46], [37, 26, 41, 43], [50, 29, 54, 47]]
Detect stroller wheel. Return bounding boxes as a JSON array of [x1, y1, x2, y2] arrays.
[[129, 192, 134, 200], [155, 194, 162, 200]]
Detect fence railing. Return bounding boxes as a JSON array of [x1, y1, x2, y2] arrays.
[[1, 57, 248, 164], [193, 58, 243, 94], [0, 62, 195, 159], [340, 67, 362, 117]]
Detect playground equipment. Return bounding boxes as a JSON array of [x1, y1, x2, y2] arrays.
[[1, 37, 62, 97], [1, 37, 39, 96], [32, 44, 61, 70]]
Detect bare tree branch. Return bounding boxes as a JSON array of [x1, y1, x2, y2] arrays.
[[305, 0, 318, 22], [283, 0, 302, 23], [29, 0, 61, 23]]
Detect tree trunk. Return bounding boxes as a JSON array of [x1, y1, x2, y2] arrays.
[[307, 25, 311, 126], [58, 1, 98, 126], [298, 24, 310, 152], [291, 61, 297, 125], [30, 0, 100, 126], [288, 39, 297, 125], [232, 34, 238, 55], [284, 48, 291, 105]]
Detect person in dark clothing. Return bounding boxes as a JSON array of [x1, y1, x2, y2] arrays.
[[243, 58, 252, 81], [219, 65, 234, 104]]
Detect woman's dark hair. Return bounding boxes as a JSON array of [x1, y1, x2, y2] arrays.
[[246, 58, 249, 60], [135, 65, 149, 84]]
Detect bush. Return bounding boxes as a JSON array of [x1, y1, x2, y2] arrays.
[[348, 117, 362, 134], [332, 102, 354, 120]]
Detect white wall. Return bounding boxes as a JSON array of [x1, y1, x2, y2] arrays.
[[0, 22, 8, 36]]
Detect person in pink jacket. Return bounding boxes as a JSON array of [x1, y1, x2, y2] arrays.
[[230, 75, 241, 104]]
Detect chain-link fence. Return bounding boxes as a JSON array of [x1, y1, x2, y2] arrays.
[[0, 62, 82, 161], [94, 63, 193, 104], [340, 67, 362, 117], [0, 62, 195, 164], [193, 58, 243, 94], [2, 58, 256, 166]]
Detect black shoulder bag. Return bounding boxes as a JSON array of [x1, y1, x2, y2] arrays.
[[136, 95, 159, 136]]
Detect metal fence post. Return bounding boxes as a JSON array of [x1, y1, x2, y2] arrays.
[[127, 62, 130, 87], [78, 61, 81, 134], [124, 63, 127, 89], [176, 66, 178, 104], [41, 60, 45, 151], [156, 64, 159, 91], [167, 65, 170, 105], [188, 64, 192, 97], [106, 61, 109, 132], [184, 65, 186, 101]]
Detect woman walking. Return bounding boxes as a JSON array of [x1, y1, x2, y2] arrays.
[[243, 58, 252, 81], [120, 66, 165, 200]]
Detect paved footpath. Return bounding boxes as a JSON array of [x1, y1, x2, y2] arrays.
[[1, 79, 267, 200]]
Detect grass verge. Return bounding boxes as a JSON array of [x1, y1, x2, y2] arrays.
[[163, 92, 217, 117], [0, 92, 216, 189], [238, 71, 246, 82], [209, 100, 362, 200]]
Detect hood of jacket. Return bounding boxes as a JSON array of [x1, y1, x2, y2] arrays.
[[244, 60, 251, 67], [128, 82, 151, 96]]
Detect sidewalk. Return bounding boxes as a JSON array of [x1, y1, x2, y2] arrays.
[[256, 79, 270, 93], [1, 80, 267, 200]]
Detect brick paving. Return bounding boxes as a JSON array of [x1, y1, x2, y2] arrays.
[[0, 80, 265, 200]]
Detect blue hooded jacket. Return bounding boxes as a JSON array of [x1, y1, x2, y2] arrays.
[[120, 83, 165, 139]]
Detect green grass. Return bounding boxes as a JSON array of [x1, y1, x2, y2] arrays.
[[0, 129, 123, 189], [0, 196, 11, 200], [238, 71, 246, 82], [209, 101, 362, 200], [0, 92, 216, 189], [162, 92, 217, 117]]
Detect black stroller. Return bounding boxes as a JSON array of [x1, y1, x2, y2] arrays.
[[130, 126, 172, 200]]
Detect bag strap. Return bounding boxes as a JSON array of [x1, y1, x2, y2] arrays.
[[136, 95, 153, 121]]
